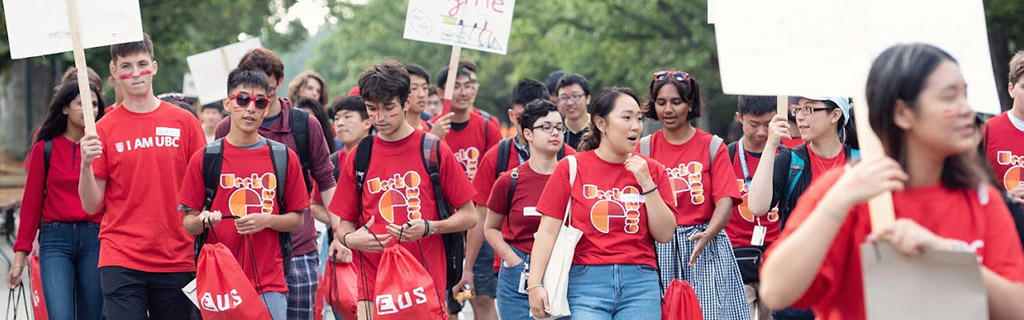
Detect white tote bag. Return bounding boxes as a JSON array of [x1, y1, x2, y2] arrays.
[[536, 155, 582, 319]]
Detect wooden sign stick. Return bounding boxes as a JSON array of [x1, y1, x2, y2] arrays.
[[65, 0, 96, 135], [441, 45, 462, 114], [777, 95, 788, 116]]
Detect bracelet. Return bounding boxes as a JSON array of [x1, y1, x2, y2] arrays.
[[641, 186, 659, 196], [525, 284, 544, 292], [422, 219, 431, 237], [342, 232, 353, 248]]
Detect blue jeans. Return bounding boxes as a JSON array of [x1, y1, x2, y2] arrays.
[[497, 246, 535, 320], [566, 264, 661, 320], [261, 292, 287, 320], [39, 221, 104, 320]]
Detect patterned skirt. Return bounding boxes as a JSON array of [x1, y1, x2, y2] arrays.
[[656, 224, 750, 320]]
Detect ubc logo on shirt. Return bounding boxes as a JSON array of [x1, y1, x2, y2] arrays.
[[375, 287, 428, 315], [200, 289, 243, 312], [667, 162, 705, 205], [583, 184, 642, 234], [996, 151, 1024, 191], [367, 171, 424, 223], [735, 179, 779, 223], [454, 147, 481, 180], [113, 126, 182, 153], [220, 173, 277, 217]]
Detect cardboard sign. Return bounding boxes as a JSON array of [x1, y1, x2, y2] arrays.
[[2, 0, 143, 59], [186, 38, 262, 105], [861, 242, 987, 319], [403, 0, 516, 55], [714, 0, 1000, 115]]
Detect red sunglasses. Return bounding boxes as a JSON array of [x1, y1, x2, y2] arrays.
[[227, 93, 270, 110], [653, 70, 691, 82]]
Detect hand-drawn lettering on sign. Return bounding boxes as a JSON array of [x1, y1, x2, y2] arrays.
[[403, 0, 517, 55]]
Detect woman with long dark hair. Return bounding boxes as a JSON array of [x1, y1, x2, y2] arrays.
[[527, 87, 678, 319], [759, 43, 1024, 319], [7, 81, 106, 319]]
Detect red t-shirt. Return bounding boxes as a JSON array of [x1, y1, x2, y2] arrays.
[[312, 149, 346, 204], [430, 112, 501, 181], [637, 130, 741, 226], [92, 102, 206, 272], [178, 140, 310, 294], [328, 130, 476, 300], [473, 137, 576, 205], [984, 112, 1024, 192], [15, 137, 104, 253], [807, 146, 847, 178], [768, 168, 1024, 320], [780, 137, 803, 149], [724, 146, 781, 248], [535, 151, 677, 268], [486, 162, 549, 253]]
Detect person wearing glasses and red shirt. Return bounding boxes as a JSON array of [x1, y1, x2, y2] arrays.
[[79, 33, 206, 319], [637, 70, 749, 319]]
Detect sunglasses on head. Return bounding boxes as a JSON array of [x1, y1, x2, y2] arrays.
[[227, 93, 270, 110], [653, 70, 691, 83]]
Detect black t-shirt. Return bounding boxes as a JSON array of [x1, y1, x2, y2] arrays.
[[564, 127, 588, 150]]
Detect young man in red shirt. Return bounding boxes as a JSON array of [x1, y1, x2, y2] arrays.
[[213, 48, 336, 320], [329, 60, 478, 320], [179, 68, 309, 319], [986, 50, 1024, 209], [724, 96, 782, 320], [79, 34, 206, 319], [405, 63, 436, 133]]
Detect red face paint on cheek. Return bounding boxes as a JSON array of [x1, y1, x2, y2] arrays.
[[118, 72, 134, 80], [138, 69, 152, 76], [387, 113, 400, 118]]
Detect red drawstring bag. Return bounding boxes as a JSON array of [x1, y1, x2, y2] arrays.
[[372, 245, 446, 320], [325, 259, 359, 319], [662, 279, 703, 320], [196, 242, 272, 320], [29, 254, 49, 320], [313, 276, 326, 320]]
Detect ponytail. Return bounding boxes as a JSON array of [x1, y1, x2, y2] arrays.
[[577, 87, 640, 152]]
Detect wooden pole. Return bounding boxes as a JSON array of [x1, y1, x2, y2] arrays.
[[777, 95, 788, 115], [65, 0, 96, 135], [441, 45, 462, 114]]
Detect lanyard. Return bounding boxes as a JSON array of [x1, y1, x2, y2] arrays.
[[738, 137, 752, 188], [514, 136, 529, 164]]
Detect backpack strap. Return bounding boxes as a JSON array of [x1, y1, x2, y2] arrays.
[[709, 135, 724, 164], [420, 133, 451, 219], [726, 141, 738, 163], [196, 139, 226, 264], [495, 138, 513, 179], [353, 136, 375, 197], [505, 167, 518, 230], [289, 108, 313, 193], [850, 148, 861, 161], [267, 139, 293, 275], [478, 110, 493, 142], [639, 135, 652, 157], [785, 147, 807, 201], [330, 151, 341, 182], [42, 140, 52, 195]]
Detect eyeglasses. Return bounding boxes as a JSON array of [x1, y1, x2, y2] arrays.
[[653, 70, 691, 83], [790, 106, 831, 116], [227, 93, 270, 110], [557, 93, 586, 103], [531, 123, 566, 134]]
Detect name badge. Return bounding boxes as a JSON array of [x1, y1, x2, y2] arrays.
[[522, 206, 541, 217], [620, 193, 644, 203], [751, 225, 767, 246], [156, 127, 181, 137]]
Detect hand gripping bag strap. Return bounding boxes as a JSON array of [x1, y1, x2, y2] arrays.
[[267, 139, 293, 275], [539, 155, 582, 319], [196, 242, 272, 320]]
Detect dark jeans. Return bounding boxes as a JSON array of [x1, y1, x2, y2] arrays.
[[99, 266, 198, 320], [774, 307, 815, 320], [38, 221, 104, 320]]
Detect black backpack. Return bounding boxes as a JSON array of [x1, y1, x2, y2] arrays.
[[352, 133, 464, 296], [193, 138, 294, 274], [288, 107, 314, 193], [494, 137, 566, 180]]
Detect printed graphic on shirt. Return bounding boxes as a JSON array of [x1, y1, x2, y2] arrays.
[[996, 151, 1024, 190], [735, 179, 779, 223], [376, 287, 428, 315], [454, 147, 481, 180], [583, 184, 643, 234], [367, 171, 424, 223], [220, 172, 278, 217], [113, 127, 182, 153], [667, 162, 705, 205]]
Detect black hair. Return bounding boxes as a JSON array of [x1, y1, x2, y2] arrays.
[[358, 60, 411, 105], [295, 98, 337, 154], [405, 63, 430, 84], [737, 95, 777, 116], [227, 68, 271, 94], [555, 73, 591, 96], [36, 81, 106, 143], [578, 87, 640, 152], [435, 65, 473, 88], [160, 97, 196, 118], [330, 95, 368, 120], [545, 71, 565, 95], [518, 99, 561, 131], [511, 79, 550, 106], [867, 43, 983, 189], [201, 101, 224, 112], [644, 74, 702, 120]]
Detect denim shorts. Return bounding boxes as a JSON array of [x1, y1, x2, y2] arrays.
[[496, 246, 533, 320], [472, 241, 498, 297], [566, 264, 662, 320]]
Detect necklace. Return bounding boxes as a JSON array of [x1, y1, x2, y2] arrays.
[[813, 150, 840, 172]]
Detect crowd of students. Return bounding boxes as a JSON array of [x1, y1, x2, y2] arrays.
[[4, 31, 1024, 320]]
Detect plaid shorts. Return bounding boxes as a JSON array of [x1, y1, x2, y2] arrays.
[[656, 224, 750, 320], [286, 251, 320, 320]]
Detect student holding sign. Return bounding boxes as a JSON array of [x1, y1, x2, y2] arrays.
[[984, 50, 1024, 209], [636, 71, 749, 319], [760, 43, 1024, 320], [78, 34, 206, 319]]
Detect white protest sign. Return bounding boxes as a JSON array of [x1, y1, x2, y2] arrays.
[[707, 0, 717, 24], [714, 0, 1000, 115], [403, 0, 516, 55], [182, 73, 198, 98], [2, 0, 143, 59], [186, 38, 262, 105]]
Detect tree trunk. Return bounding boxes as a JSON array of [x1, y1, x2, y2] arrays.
[[989, 30, 1011, 113], [0, 59, 57, 161]]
